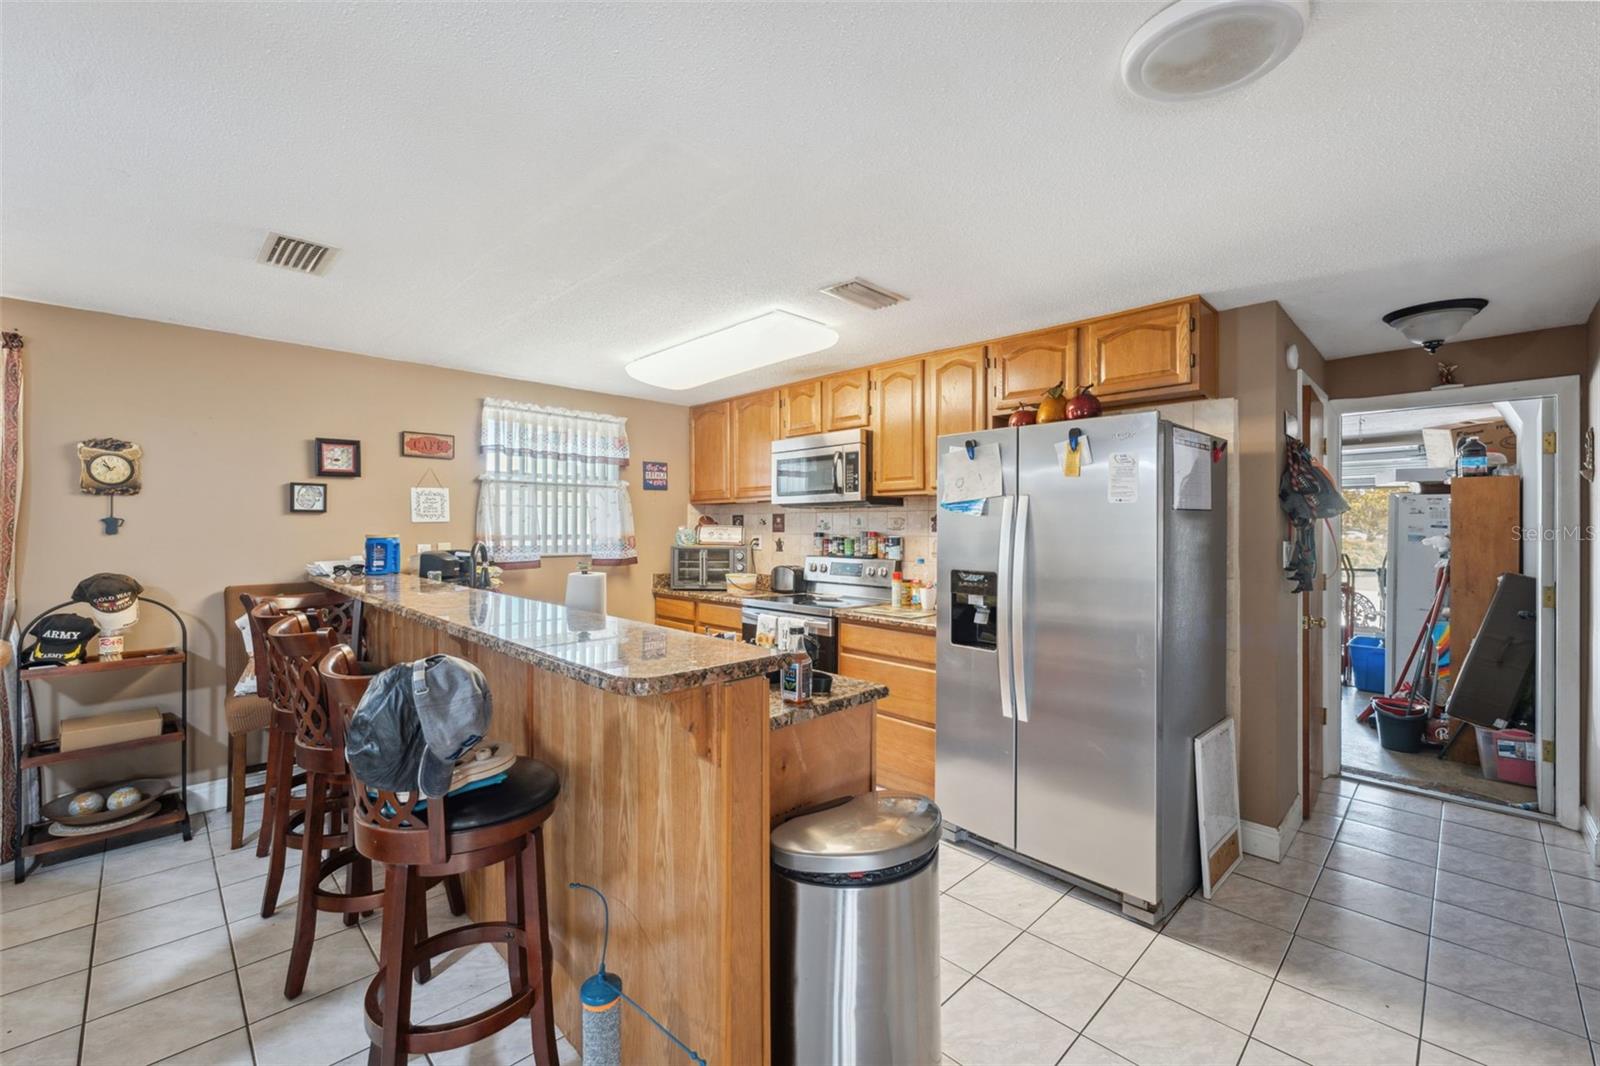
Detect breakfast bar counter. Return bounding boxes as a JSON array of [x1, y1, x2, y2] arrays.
[[313, 573, 882, 1065]]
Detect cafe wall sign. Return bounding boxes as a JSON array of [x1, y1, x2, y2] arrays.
[[400, 431, 455, 460]]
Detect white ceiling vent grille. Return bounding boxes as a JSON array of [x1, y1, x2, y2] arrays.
[[820, 278, 907, 311], [257, 232, 338, 276]]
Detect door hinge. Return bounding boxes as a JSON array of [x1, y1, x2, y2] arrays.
[[1319, 706, 1327, 726], [1189, 351, 1197, 369], [1544, 585, 1556, 609], [1543, 739, 1556, 764], [1189, 316, 1197, 332], [1544, 431, 1557, 455]]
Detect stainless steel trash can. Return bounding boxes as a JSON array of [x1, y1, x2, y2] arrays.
[[771, 792, 942, 1066]]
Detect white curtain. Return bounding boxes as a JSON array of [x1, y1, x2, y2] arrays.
[[476, 398, 637, 565]]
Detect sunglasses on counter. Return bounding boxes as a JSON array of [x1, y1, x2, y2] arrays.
[[331, 563, 367, 580]]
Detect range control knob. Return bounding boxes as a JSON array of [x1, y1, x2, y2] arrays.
[[806, 562, 816, 572], [819, 564, 829, 574]]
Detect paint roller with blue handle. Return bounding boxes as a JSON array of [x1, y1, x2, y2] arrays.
[[568, 882, 707, 1066]]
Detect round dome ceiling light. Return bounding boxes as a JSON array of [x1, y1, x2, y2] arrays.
[[1121, 0, 1312, 102], [1382, 299, 1489, 354]]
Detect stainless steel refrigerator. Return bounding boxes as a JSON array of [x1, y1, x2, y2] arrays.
[[936, 411, 1227, 922]]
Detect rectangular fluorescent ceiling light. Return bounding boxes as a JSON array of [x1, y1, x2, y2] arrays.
[[624, 310, 838, 390]]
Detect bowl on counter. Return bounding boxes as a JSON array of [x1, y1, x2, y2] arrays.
[[726, 573, 758, 593]]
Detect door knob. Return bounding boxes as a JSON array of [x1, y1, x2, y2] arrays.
[[1302, 616, 1327, 630]]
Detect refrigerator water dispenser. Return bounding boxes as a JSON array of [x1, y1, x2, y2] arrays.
[[949, 569, 998, 651]]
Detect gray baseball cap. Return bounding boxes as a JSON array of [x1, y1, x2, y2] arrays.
[[345, 655, 491, 798]]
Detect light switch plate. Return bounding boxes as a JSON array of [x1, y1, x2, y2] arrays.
[[438, 541, 452, 551]]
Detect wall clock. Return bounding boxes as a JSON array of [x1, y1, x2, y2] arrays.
[[78, 438, 143, 496]]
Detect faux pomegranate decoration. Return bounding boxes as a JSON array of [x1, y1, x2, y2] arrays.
[[1037, 381, 1068, 423], [1007, 405, 1038, 427], [1063, 384, 1103, 420]]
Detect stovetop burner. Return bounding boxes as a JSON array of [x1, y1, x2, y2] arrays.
[[742, 591, 884, 618]]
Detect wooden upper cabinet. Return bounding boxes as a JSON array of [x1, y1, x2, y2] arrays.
[[729, 390, 779, 501], [689, 401, 732, 504], [923, 346, 988, 490], [990, 327, 1078, 416], [822, 370, 871, 431], [1082, 298, 1216, 403], [779, 379, 823, 438], [870, 359, 926, 494]]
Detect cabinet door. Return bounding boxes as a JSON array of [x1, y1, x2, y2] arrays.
[[1082, 300, 1198, 401], [870, 359, 925, 494], [822, 370, 872, 431], [923, 346, 988, 490], [729, 390, 779, 501], [780, 380, 823, 438], [689, 402, 732, 504], [990, 327, 1077, 416]]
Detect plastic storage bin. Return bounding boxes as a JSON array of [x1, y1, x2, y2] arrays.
[[1348, 636, 1386, 694], [1492, 728, 1537, 786]]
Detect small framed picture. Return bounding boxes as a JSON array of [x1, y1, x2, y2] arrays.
[[315, 438, 361, 477], [400, 431, 455, 460], [410, 486, 450, 523], [289, 482, 327, 513]]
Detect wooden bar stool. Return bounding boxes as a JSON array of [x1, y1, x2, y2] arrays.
[[319, 645, 562, 1066], [246, 592, 361, 916]]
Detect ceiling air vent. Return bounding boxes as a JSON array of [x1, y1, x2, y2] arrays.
[[257, 232, 338, 276], [820, 278, 907, 311]]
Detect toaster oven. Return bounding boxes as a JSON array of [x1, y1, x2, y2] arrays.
[[670, 546, 749, 590]]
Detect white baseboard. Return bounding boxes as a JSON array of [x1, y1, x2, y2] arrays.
[[1241, 798, 1304, 862], [1582, 806, 1600, 863], [184, 778, 230, 815]]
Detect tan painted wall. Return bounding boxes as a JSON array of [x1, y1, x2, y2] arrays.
[[1213, 302, 1326, 830], [5, 298, 691, 798], [1322, 324, 1589, 400]]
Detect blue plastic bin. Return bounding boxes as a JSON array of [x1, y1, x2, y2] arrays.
[[1348, 635, 1386, 694]]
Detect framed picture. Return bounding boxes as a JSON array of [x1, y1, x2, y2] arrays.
[[289, 482, 327, 513], [315, 438, 361, 477], [400, 431, 455, 460], [642, 460, 668, 491], [410, 486, 450, 523]]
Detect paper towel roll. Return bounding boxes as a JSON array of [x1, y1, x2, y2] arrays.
[[565, 571, 608, 616]]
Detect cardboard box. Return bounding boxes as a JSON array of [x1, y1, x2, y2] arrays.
[[58, 707, 163, 752], [1423, 419, 1518, 467]]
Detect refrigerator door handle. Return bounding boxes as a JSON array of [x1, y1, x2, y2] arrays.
[[1012, 494, 1030, 723], [996, 494, 1016, 720]]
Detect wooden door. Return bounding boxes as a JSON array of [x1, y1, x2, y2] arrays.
[[990, 327, 1077, 417], [1083, 300, 1197, 401], [689, 401, 732, 504], [779, 380, 823, 438], [923, 346, 988, 490], [822, 370, 871, 431], [1301, 385, 1326, 818], [870, 359, 925, 494], [729, 390, 779, 501]]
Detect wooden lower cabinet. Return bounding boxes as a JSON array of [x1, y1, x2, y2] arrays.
[[654, 596, 746, 638], [840, 622, 937, 798], [874, 715, 935, 796]]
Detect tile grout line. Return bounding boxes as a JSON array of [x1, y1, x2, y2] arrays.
[[204, 816, 262, 1066], [1415, 796, 1445, 1066], [1544, 824, 1598, 1064], [79, 848, 108, 1065]]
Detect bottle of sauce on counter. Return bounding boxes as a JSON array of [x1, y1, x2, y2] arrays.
[[890, 571, 904, 609]]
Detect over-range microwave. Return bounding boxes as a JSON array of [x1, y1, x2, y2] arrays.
[[771, 429, 882, 506], [670, 546, 749, 590]]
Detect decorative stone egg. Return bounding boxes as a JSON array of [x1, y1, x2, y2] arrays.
[[105, 786, 142, 811], [67, 791, 105, 816]]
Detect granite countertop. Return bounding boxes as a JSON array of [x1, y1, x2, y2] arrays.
[[767, 674, 889, 730], [315, 573, 802, 698], [653, 574, 938, 635]]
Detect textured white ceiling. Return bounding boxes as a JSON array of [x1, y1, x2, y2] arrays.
[[3, 2, 1597, 404]]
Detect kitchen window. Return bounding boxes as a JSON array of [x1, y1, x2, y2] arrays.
[[476, 398, 637, 566]]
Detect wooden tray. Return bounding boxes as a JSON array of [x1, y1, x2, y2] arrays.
[[42, 778, 169, 826]]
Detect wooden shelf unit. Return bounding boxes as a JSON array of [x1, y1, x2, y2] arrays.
[[11, 599, 192, 881]]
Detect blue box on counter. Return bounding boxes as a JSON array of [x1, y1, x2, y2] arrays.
[[365, 535, 401, 575]]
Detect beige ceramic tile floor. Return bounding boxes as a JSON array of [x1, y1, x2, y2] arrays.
[[6, 780, 1600, 1066], [939, 778, 1600, 1066], [0, 800, 581, 1066]]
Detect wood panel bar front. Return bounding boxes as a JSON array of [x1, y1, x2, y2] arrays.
[[362, 605, 771, 1065]]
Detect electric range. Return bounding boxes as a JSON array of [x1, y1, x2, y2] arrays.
[[740, 556, 894, 672]]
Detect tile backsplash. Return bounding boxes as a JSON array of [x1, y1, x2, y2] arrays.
[[687, 498, 939, 584]]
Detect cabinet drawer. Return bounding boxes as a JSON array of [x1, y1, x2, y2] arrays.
[[838, 653, 936, 727], [653, 597, 696, 623], [874, 714, 935, 798], [697, 602, 743, 630], [655, 617, 695, 632], [839, 622, 936, 666]]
